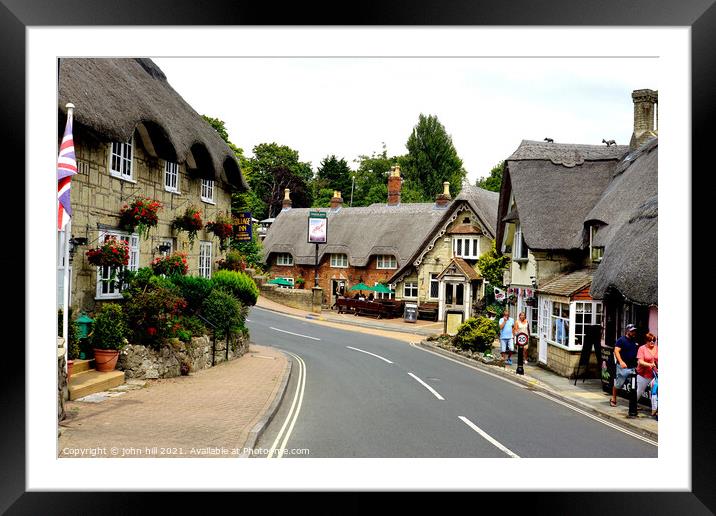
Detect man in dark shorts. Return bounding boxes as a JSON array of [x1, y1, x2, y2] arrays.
[[610, 324, 639, 407]]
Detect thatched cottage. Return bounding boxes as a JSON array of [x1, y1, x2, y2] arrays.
[[261, 165, 498, 315], [496, 89, 657, 377], [58, 58, 248, 311]]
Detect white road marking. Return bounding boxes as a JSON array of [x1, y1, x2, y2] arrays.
[[410, 342, 527, 388], [408, 373, 445, 400], [458, 416, 520, 458], [346, 346, 394, 364], [532, 391, 658, 447], [267, 351, 307, 459], [270, 327, 321, 341], [245, 319, 252, 322]]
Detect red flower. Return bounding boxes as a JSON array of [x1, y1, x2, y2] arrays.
[[147, 327, 157, 336]]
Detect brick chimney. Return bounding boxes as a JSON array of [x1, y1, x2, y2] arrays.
[[435, 181, 451, 208], [387, 164, 402, 206], [330, 190, 343, 210], [281, 188, 292, 211], [629, 89, 658, 150]]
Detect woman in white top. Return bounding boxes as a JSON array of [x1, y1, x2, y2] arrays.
[[513, 312, 530, 363]]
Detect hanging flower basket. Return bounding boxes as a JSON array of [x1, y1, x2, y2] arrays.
[[172, 207, 203, 247], [525, 297, 536, 307], [119, 197, 162, 240], [86, 237, 130, 268], [150, 252, 189, 276], [206, 213, 234, 251]]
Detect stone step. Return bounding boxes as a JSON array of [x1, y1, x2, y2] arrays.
[[70, 359, 94, 374], [68, 369, 125, 400]]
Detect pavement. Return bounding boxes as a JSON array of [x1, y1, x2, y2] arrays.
[[255, 296, 658, 441], [58, 344, 289, 458]]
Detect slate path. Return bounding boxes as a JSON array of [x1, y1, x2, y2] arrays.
[[58, 344, 288, 458]]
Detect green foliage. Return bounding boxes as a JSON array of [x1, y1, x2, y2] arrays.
[[349, 144, 405, 206], [233, 190, 266, 220], [90, 304, 128, 350], [168, 315, 208, 343], [211, 270, 260, 307], [122, 273, 187, 347], [403, 114, 466, 199], [476, 161, 504, 193], [169, 275, 215, 314], [230, 222, 264, 271], [201, 289, 246, 338], [311, 155, 352, 204], [453, 316, 499, 353], [476, 243, 510, 289]]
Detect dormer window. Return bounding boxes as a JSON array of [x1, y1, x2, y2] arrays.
[[201, 178, 215, 204], [513, 223, 528, 260], [109, 138, 134, 181], [590, 225, 604, 262]]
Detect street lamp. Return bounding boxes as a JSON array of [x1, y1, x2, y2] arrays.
[[350, 169, 370, 207]]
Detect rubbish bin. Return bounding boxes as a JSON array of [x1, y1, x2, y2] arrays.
[[404, 303, 418, 323], [600, 344, 615, 394]]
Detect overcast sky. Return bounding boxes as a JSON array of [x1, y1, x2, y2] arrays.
[[153, 57, 658, 184]]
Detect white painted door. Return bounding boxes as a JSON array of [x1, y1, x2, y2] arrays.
[[538, 297, 550, 364]]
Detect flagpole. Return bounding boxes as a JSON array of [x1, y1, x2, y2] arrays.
[[61, 103, 74, 371]]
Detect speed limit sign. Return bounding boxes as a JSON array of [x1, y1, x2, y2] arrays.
[[516, 332, 529, 347]]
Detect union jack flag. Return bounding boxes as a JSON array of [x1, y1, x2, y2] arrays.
[[57, 108, 77, 230]]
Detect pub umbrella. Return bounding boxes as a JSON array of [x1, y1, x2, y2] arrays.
[[267, 278, 294, 286], [370, 284, 393, 294], [349, 283, 371, 291]]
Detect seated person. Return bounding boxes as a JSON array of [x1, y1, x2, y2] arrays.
[[353, 293, 360, 299], [367, 293, 375, 301]]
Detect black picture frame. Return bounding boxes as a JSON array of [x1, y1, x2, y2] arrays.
[[2, 0, 708, 513]]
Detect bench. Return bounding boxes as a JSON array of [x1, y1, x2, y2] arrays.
[[355, 300, 386, 319], [417, 302, 439, 322]]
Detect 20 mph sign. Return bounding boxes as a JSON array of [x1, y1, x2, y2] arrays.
[[516, 332, 529, 347]]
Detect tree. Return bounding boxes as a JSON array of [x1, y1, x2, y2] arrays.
[[316, 155, 352, 196], [476, 242, 510, 289], [476, 161, 505, 193], [350, 144, 408, 206], [403, 114, 467, 200], [248, 143, 313, 218]]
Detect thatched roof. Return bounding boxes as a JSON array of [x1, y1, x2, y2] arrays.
[[262, 203, 445, 267], [507, 140, 629, 167], [537, 268, 594, 297], [590, 197, 658, 305], [585, 139, 658, 247], [58, 58, 248, 190]]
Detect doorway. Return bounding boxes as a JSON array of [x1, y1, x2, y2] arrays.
[[331, 279, 346, 308]]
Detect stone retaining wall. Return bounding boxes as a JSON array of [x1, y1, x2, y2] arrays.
[[118, 333, 249, 380], [259, 284, 314, 312]]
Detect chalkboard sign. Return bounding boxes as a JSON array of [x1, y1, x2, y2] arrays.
[[574, 324, 602, 384]]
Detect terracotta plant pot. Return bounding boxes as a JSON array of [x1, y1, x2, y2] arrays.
[[67, 359, 74, 380], [93, 348, 120, 372]]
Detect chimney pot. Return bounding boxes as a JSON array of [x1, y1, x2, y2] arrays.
[[387, 164, 402, 206], [281, 188, 292, 211], [330, 190, 343, 210], [435, 181, 451, 208]]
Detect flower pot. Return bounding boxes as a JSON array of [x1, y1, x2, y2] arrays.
[[67, 359, 74, 380], [93, 348, 120, 372]]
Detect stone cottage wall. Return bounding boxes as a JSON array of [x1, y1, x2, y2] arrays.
[[68, 127, 234, 312]]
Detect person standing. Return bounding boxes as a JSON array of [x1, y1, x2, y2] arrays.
[[636, 332, 658, 418], [499, 309, 515, 365], [610, 324, 639, 407], [513, 312, 530, 363]]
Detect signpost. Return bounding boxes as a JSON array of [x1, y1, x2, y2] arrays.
[[233, 212, 253, 242], [515, 332, 528, 375], [308, 211, 327, 287]]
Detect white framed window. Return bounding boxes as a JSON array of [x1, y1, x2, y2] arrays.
[[164, 161, 179, 193], [574, 301, 603, 347], [452, 237, 480, 259], [278, 277, 295, 289], [590, 225, 604, 263], [376, 255, 397, 269], [276, 253, 293, 266], [429, 273, 440, 299], [403, 281, 418, 299], [330, 253, 348, 268], [199, 241, 212, 278], [95, 230, 139, 299], [549, 301, 570, 347], [513, 223, 528, 260], [109, 139, 134, 181], [376, 282, 395, 300], [201, 178, 215, 203]]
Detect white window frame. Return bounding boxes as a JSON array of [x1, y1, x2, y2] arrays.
[[547, 300, 571, 348], [164, 161, 180, 193], [452, 237, 481, 259], [201, 178, 215, 204], [590, 225, 604, 263], [199, 241, 212, 278], [574, 300, 604, 348], [109, 138, 134, 181], [403, 281, 418, 299], [376, 255, 397, 269], [278, 277, 295, 289], [429, 272, 440, 299], [513, 223, 528, 260], [95, 230, 139, 300], [330, 253, 348, 268], [376, 282, 395, 300], [276, 253, 294, 266]]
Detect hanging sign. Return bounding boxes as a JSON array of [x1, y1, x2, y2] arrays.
[[233, 212, 253, 242], [308, 211, 327, 243], [494, 287, 506, 301]]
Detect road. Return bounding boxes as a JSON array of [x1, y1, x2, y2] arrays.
[[246, 307, 657, 458]]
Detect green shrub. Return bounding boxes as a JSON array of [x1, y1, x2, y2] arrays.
[[90, 304, 128, 350], [168, 315, 208, 343], [169, 274, 214, 313], [453, 316, 499, 353], [201, 289, 246, 338], [216, 250, 247, 272], [211, 270, 259, 306]]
